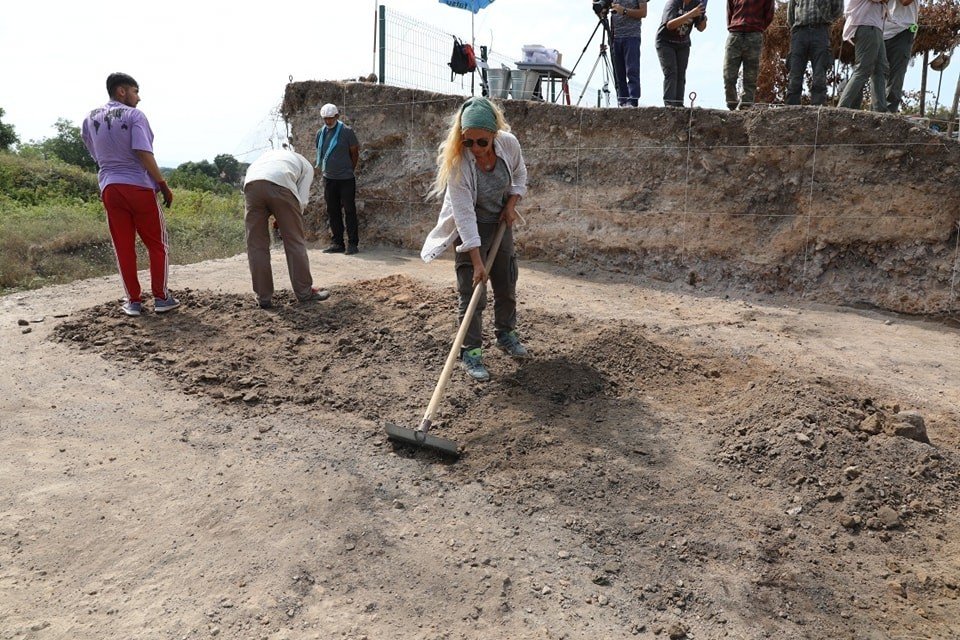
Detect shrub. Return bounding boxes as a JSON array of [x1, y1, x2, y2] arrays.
[[0, 152, 100, 205], [0, 154, 246, 293]]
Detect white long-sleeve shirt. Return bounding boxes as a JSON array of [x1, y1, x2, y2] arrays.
[[883, 0, 918, 40], [420, 131, 528, 262], [842, 0, 887, 42], [243, 149, 314, 210]]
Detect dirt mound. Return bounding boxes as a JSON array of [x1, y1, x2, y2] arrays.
[[51, 275, 960, 638]]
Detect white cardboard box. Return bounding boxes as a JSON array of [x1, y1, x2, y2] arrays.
[[522, 45, 560, 65]]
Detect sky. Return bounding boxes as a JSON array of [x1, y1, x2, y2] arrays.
[[1, 1, 956, 167]]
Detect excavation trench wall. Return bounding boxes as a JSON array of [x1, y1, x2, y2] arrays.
[[283, 80, 960, 315]]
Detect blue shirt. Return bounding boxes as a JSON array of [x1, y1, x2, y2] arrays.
[[315, 123, 359, 180]]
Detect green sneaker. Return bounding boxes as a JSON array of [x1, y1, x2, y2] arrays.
[[496, 330, 529, 359], [461, 347, 490, 382]]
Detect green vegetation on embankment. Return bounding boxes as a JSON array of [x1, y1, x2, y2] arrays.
[[0, 152, 245, 293]]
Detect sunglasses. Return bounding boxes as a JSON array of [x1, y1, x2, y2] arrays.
[[461, 137, 490, 148]]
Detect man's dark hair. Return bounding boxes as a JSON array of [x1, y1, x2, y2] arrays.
[[106, 72, 138, 98]]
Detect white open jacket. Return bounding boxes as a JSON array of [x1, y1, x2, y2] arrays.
[[420, 131, 528, 263]]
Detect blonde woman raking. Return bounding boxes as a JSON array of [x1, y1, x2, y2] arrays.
[[420, 97, 530, 382]]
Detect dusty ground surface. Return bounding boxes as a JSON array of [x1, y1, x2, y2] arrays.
[[2, 246, 960, 639]]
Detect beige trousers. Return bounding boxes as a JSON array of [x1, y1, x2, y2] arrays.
[[243, 180, 313, 302]]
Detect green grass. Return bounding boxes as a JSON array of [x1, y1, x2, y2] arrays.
[[0, 152, 245, 294], [0, 152, 100, 205]]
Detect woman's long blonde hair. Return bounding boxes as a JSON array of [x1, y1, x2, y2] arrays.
[[428, 100, 511, 200]]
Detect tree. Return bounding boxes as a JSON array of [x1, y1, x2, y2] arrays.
[[757, 2, 791, 106], [901, 89, 957, 126], [167, 159, 232, 194], [0, 107, 19, 151], [20, 118, 97, 171], [914, 0, 960, 58], [214, 153, 242, 185], [47, 118, 97, 170]]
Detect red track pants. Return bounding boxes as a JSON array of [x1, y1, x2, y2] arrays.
[[101, 184, 170, 303]]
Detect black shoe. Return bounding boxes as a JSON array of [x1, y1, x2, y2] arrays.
[[322, 244, 345, 254], [345, 244, 359, 255], [258, 299, 273, 309]]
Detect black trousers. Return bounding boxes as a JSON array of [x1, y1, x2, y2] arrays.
[[324, 177, 358, 247], [455, 222, 517, 351], [786, 25, 832, 106], [656, 43, 690, 107]]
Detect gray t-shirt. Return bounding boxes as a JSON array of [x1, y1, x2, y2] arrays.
[[611, 0, 647, 39], [315, 123, 359, 180], [475, 157, 509, 224]]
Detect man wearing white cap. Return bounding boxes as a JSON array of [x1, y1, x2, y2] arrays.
[[315, 103, 361, 254]]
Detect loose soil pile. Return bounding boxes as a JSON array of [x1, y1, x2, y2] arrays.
[[41, 274, 960, 639]]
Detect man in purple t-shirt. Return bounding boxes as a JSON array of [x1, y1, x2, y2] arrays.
[[81, 72, 180, 317]]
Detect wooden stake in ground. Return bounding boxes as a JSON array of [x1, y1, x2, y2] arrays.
[[949, 65, 960, 137]]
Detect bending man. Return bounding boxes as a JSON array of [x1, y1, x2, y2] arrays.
[[243, 146, 329, 308]]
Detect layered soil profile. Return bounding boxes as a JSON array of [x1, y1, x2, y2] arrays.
[[283, 81, 960, 316]]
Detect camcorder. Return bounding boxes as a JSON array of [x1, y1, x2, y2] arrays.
[[592, 0, 613, 17]]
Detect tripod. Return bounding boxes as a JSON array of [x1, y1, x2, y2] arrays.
[[570, 14, 621, 107]]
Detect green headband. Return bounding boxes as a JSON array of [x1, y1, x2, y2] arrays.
[[460, 97, 498, 132]]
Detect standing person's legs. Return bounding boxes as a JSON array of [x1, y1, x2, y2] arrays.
[[740, 32, 764, 108], [838, 26, 882, 108], [102, 184, 144, 303], [622, 36, 641, 106], [723, 33, 744, 110], [455, 226, 497, 380], [809, 26, 832, 106], [488, 224, 516, 336], [455, 245, 487, 352], [324, 177, 345, 249], [243, 180, 275, 303], [341, 178, 359, 249], [130, 189, 172, 300], [612, 38, 630, 106], [786, 29, 807, 105], [869, 37, 889, 112], [266, 183, 314, 300], [675, 45, 690, 105], [884, 29, 914, 112], [657, 45, 680, 106]]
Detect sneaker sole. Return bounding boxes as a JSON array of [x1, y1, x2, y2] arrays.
[[121, 308, 141, 317], [155, 303, 180, 313], [462, 366, 490, 382]]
